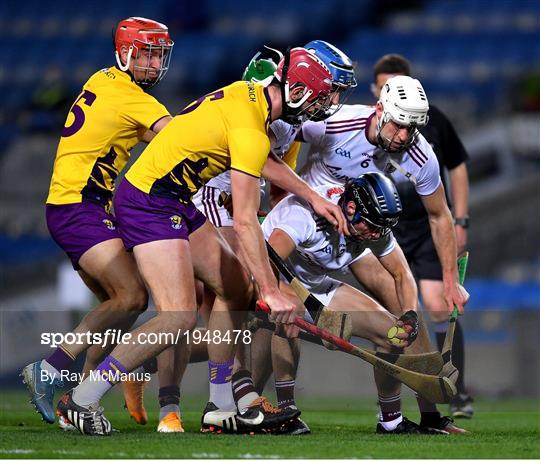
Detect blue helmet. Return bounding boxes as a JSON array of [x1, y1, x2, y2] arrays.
[[341, 172, 402, 234], [304, 40, 356, 89], [304, 40, 356, 120]]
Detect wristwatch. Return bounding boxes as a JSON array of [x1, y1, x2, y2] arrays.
[[454, 216, 470, 228]]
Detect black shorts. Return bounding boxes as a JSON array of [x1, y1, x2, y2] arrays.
[[392, 217, 442, 281]]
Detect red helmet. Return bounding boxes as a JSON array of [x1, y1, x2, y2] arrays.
[[275, 47, 334, 123], [114, 17, 174, 88]]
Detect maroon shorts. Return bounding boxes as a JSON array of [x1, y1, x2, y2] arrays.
[[113, 179, 207, 250], [46, 201, 120, 269]]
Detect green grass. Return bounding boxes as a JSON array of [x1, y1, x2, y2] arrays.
[[1, 390, 539, 459]]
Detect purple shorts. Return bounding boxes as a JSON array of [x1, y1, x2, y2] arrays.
[[46, 201, 120, 270], [114, 179, 207, 250]]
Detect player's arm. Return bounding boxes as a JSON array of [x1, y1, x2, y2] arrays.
[[230, 169, 296, 325], [449, 162, 469, 255], [141, 115, 173, 143], [269, 142, 301, 208], [421, 184, 468, 314], [369, 245, 418, 312], [262, 154, 348, 235]]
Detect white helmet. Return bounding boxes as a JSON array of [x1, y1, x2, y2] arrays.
[[376, 75, 429, 153]]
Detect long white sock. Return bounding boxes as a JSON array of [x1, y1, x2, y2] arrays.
[[72, 377, 112, 407], [209, 382, 236, 411]]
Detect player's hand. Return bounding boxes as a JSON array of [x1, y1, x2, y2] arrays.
[[308, 192, 349, 236], [444, 279, 469, 315], [264, 290, 297, 326], [274, 323, 300, 339], [388, 310, 419, 347]]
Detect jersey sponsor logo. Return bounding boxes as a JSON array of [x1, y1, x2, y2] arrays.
[[170, 215, 183, 230], [335, 147, 351, 159], [326, 186, 344, 199], [102, 219, 116, 230], [318, 243, 346, 258], [325, 164, 353, 182], [100, 68, 116, 79], [247, 82, 257, 103]]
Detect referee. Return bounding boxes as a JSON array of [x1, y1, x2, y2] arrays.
[[371, 54, 473, 419]]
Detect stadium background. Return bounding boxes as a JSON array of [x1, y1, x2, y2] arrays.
[[0, 0, 539, 404]]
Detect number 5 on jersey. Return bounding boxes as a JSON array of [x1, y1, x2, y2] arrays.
[[62, 90, 97, 137]]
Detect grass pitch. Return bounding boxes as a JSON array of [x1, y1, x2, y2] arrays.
[[1, 389, 539, 459]]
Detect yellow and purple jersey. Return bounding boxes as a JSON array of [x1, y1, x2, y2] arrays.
[[125, 81, 272, 202], [46, 66, 170, 207]]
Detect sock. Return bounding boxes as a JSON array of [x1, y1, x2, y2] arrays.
[[159, 403, 180, 421], [142, 357, 158, 374], [159, 386, 180, 420], [275, 379, 296, 409], [379, 414, 403, 431], [44, 347, 75, 380], [208, 359, 235, 411], [378, 393, 401, 423], [435, 320, 466, 394], [232, 369, 259, 413], [416, 393, 441, 425], [72, 355, 127, 407]]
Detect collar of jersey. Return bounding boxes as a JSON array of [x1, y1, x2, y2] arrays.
[[364, 111, 377, 147]]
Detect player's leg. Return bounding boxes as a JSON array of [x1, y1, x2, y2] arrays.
[[190, 221, 298, 433], [55, 184, 203, 435], [325, 283, 446, 434], [350, 251, 464, 433], [420, 279, 472, 422], [414, 230, 472, 421], [22, 236, 147, 424], [55, 238, 197, 435]]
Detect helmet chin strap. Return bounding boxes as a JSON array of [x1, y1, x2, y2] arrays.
[[279, 48, 304, 125], [115, 46, 134, 72]]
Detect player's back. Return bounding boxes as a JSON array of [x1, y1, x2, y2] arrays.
[[47, 67, 168, 206], [126, 81, 271, 202]]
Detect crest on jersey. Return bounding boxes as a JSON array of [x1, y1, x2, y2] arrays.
[[102, 219, 116, 230], [170, 215, 183, 230]]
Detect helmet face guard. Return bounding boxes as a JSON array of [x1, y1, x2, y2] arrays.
[[276, 47, 334, 125], [376, 113, 421, 154], [340, 173, 402, 239], [304, 40, 357, 121], [114, 17, 174, 89], [376, 75, 429, 153]]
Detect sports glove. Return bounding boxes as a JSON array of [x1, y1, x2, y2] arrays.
[[398, 310, 419, 345]]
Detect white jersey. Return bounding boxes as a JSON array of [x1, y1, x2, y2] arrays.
[[299, 105, 441, 195], [262, 184, 396, 288], [201, 119, 301, 193]]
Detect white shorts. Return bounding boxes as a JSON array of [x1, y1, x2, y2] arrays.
[[192, 185, 233, 228]]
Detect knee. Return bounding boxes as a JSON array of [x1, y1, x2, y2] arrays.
[[170, 310, 197, 332], [116, 288, 148, 313]]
